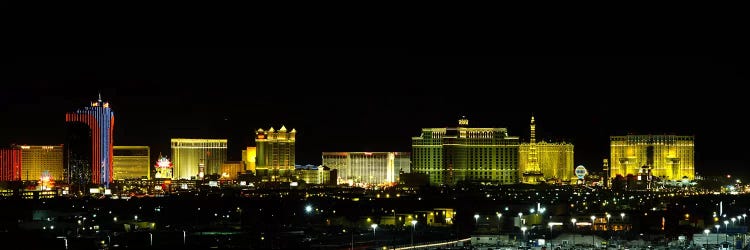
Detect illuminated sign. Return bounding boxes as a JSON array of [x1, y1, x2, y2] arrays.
[[155, 156, 173, 168]]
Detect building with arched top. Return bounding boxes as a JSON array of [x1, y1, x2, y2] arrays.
[[255, 125, 296, 181], [411, 117, 520, 186], [65, 93, 114, 186]]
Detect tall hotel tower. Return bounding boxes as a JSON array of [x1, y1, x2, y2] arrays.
[[518, 116, 574, 184], [610, 135, 694, 181], [411, 117, 520, 186], [171, 139, 227, 180], [255, 126, 295, 181], [65, 94, 114, 186]]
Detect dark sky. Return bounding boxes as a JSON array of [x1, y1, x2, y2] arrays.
[[1, 52, 747, 178]]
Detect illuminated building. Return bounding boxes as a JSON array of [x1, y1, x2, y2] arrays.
[[220, 161, 245, 180], [411, 117, 520, 186], [255, 126, 295, 181], [294, 165, 335, 185], [171, 139, 227, 180], [113, 146, 150, 180], [322, 152, 410, 186], [518, 116, 574, 183], [610, 134, 695, 181], [16, 145, 64, 181], [0, 148, 22, 181], [153, 155, 173, 179], [242, 147, 256, 173], [65, 93, 114, 186]]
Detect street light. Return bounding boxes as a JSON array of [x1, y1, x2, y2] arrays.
[[591, 216, 596, 231], [723, 220, 729, 232], [521, 226, 527, 242], [411, 220, 417, 248], [606, 214, 611, 227], [371, 223, 378, 239], [571, 218, 577, 246], [474, 214, 480, 226], [183, 230, 187, 245], [714, 224, 720, 233], [497, 213, 502, 233], [149, 232, 153, 246], [704, 229, 710, 245]]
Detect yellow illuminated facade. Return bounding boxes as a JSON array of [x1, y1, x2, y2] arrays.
[[113, 146, 150, 180], [171, 139, 227, 180], [520, 143, 574, 183], [322, 152, 410, 186], [18, 145, 64, 181], [294, 167, 333, 185], [519, 116, 574, 183], [242, 147, 257, 173], [255, 126, 295, 181], [412, 117, 520, 186], [610, 135, 694, 181], [220, 161, 245, 179]]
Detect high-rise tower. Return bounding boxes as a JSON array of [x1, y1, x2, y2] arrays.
[[255, 125, 296, 181], [65, 93, 114, 186], [521, 115, 544, 183]]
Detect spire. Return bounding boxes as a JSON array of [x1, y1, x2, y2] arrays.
[[98, 91, 102, 103], [530, 114, 536, 144]]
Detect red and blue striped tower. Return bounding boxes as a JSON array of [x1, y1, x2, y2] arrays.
[[65, 93, 114, 186]]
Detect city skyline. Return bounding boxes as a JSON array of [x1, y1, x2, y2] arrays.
[[2, 54, 747, 178]]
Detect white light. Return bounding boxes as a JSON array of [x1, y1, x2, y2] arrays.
[[371, 224, 378, 229], [305, 205, 313, 213]]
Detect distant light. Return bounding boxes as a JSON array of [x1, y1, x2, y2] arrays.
[[305, 205, 313, 213]]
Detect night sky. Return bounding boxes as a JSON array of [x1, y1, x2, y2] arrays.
[[2, 52, 747, 178]]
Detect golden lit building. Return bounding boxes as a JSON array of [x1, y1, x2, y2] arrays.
[[242, 147, 256, 173], [255, 126, 295, 181], [610, 135, 694, 181], [322, 152, 410, 186], [411, 117, 520, 186], [17, 145, 64, 181], [294, 166, 334, 185], [171, 139, 228, 180], [220, 161, 245, 179], [519, 116, 574, 183], [113, 146, 150, 180]]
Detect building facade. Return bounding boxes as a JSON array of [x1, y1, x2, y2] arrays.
[[411, 118, 520, 186], [0, 148, 22, 181], [113, 146, 150, 180], [294, 167, 335, 185], [242, 147, 256, 173], [65, 94, 114, 186], [220, 161, 245, 179], [18, 145, 64, 181], [255, 126, 295, 181], [518, 116, 574, 183], [519, 142, 574, 183], [610, 135, 695, 181], [171, 139, 227, 180], [322, 152, 410, 186]]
